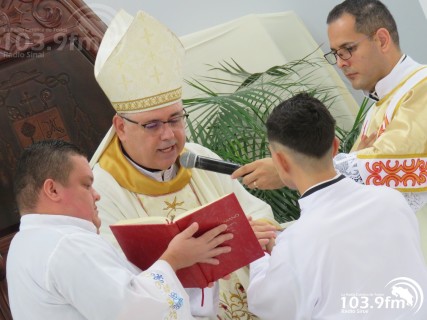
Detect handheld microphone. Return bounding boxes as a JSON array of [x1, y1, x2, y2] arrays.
[[179, 151, 241, 175]]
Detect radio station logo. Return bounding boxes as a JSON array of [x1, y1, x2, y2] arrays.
[[340, 277, 424, 315]]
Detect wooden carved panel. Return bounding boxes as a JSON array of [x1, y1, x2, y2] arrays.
[[0, 2, 113, 318], [0, 1, 114, 232], [0, 0, 106, 61]]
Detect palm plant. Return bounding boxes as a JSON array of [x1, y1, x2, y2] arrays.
[[183, 53, 370, 222]]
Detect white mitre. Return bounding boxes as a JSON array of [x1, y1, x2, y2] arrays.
[[90, 9, 185, 166], [94, 9, 184, 113]]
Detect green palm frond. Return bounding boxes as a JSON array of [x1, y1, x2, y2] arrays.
[[183, 53, 367, 222]]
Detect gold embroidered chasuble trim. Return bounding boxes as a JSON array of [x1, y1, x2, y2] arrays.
[[356, 66, 427, 158], [355, 66, 427, 192], [358, 153, 427, 160], [98, 135, 191, 195], [358, 66, 427, 144], [375, 67, 426, 106]]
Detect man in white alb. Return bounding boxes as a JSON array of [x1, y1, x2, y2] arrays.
[[7, 140, 232, 320], [247, 93, 427, 319]]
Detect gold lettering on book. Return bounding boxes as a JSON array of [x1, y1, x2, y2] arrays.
[[223, 213, 240, 223]]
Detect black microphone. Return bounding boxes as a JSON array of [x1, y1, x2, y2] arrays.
[[179, 151, 241, 175]]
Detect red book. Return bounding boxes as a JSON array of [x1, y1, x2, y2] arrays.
[[110, 193, 264, 288]]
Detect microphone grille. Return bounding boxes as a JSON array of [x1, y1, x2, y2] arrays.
[[179, 151, 197, 168]]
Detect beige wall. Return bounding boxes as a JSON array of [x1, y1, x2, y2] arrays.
[[86, 0, 427, 106]]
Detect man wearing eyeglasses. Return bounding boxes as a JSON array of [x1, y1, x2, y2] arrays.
[[232, 0, 427, 261], [327, 1, 427, 219], [89, 9, 278, 320]]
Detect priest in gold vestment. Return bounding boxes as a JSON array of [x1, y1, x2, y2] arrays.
[[327, 0, 427, 264], [233, 0, 427, 264], [90, 9, 278, 320]]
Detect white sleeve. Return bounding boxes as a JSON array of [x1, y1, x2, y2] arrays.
[[334, 153, 427, 213], [402, 192, 427, 213], [48, 235, 194, 320], [247, 250, 300, 320]]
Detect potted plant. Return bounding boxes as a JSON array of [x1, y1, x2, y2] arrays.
[[183, 53, 372, 222]]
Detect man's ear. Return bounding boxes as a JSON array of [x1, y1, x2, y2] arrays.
[[332, 136, 340, 157], [375, 28, 392, 52], [274, 150, 291, 175], [113, 114, 126, 140], [43, 179, 61, 202]]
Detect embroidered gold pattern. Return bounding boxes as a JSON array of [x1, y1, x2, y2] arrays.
[[112, 87, 182, 112], [218, 282, 259, 320], [163, 196, 186, 220]]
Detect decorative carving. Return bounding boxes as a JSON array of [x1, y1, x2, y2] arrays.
[[0, 0, 111, 228], [32, 0, 63, 29], [0, 4, 111, 318], [0, 0, 106, 60]]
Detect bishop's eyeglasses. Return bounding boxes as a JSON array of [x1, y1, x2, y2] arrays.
[[119, 112, 189, 134], [323, 34, 372, 65]]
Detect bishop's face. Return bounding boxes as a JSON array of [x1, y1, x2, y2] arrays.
[[115, 102, 187, 170]]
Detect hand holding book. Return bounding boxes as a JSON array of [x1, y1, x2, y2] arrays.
[[248, 216, 278, 254], [110, 193, 264, 288], [160, 222, 233, 272]]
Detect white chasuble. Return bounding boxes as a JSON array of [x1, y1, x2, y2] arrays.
[[136, 184, 201, 221], [92, 138, 277, 319]]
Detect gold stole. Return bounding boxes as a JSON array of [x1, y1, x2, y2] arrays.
[[98, 135, 191, 196]]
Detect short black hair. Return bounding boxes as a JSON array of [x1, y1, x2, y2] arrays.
[[14, 140, 86, 212], [266, 93, 336, 158], [327, 0, 399, 46]]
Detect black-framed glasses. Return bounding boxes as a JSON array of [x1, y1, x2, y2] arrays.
[[324, 34, 372, 65], [119, 112, 189, 134]]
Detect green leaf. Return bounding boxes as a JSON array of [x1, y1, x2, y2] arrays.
[[183, 51, 368, 222]]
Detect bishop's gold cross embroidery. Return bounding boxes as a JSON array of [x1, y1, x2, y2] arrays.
[[163, 196, 186, 222]]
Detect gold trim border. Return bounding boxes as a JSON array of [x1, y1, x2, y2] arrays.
[[112, 87, 182, 112], [376, 66, 427, 106], [395, 186, 427, 192], [357, 154, 427, 160]]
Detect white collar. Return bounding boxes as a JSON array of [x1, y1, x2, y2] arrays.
[[125, 154, 178, 182], [20, 214, 97, 233], [300, 173, 343, 198], [364, 55, 421, 100]]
